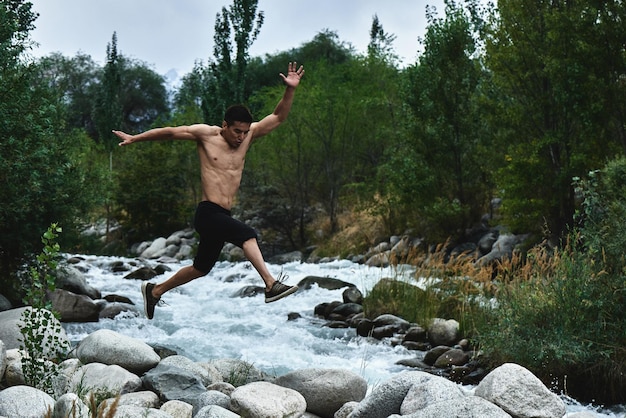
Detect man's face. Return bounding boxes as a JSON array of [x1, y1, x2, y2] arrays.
[[222, 121, 251, 148]]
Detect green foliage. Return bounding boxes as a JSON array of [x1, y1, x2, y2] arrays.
[[475, 158, 626, 403], [19, 224, 71, 396], [22, 224, 61, 308], [378, 1, 492, 242], [363, 278, 440, 325], [245, 49, 402, 241], [201, 0, 264, 123], [0, 65, 106, 303], [0, 0, 37, 68], [114, 141, 199, 241], [484, 0, 626, 238], [93, 32, 122, 153]]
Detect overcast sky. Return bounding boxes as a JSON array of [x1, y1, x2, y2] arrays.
[[28, 0, 447, 78]]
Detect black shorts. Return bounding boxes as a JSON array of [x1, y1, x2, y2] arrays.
[[192, 201, 258, 273]]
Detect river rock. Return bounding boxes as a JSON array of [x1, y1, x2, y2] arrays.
[[347, 371, 434, 418], [0, 385, 55, 417], [275, 368, 368, 418], [433, 348, 470, 368], [55, 264, 101, 299], [474, 363, 566, 418], [160, 355, 221, 388], [342, 286, 363, 304], [108, 405, 172, 417], [393, 395, 512, 418], [400, 373, 463, 414], [0, 294, 12, 311], [161, 399, 193, 418], [185, 390, 231, 414], [52, 393, 90, 418], [48, 289, 101, 322], [230, 381, 306, 418], [0, 307, 70, 353], [428, 318, 460, 346], [4, 349, 25, 386], [373, 313, 411, 329], [0, 340, 5, 379], [76, 329, 160, 374], [141, 362, 207, 402], [297, 276, 355, 291], [99, 390, 160, 413], [99, 301, 141, 319], [66, 363, 143, 398], [140, 237, 168, 259], [195, 405, 240, 418]]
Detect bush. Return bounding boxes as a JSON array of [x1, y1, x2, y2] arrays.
[[476, 158, 626, 404], [19, 224, 71, 396]]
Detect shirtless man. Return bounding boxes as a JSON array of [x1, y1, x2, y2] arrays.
[[113, 62, 304, 319]]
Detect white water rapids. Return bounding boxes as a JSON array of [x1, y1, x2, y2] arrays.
[[62, 254, 625, 417]]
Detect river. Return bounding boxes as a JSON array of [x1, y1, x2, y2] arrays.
[[62, 254, 626, 417]]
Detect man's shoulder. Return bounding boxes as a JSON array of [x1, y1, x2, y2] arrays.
[[188, 123, 221, 138]]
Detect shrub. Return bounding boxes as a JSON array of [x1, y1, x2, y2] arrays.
[[19, 224, 71, 396]]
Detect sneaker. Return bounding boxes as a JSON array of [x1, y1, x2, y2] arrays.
[[141, 282, 160, 319], [265, 274, 298, 303]]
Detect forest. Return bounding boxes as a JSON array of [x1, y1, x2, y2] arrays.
[[2, 0, 626, 403]]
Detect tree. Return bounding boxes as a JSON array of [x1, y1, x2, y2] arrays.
[[484, 0, 626, 239], [385, 0, 491, 242], [244, 28, 401, 243], [0, 0, 106, 303], [367, 14, 398, 64], [34, 52, 100, 137], [93, 32, 123, 166], [202, 0, 264, 124]]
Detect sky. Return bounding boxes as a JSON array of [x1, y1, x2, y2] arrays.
[[28, 0, 448, 79]]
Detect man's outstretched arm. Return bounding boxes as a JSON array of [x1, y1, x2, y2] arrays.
[[252, 62, 305, 140], [114, 125, 208, 146]]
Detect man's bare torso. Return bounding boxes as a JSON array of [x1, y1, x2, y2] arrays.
[[195, 125, 252, 210]]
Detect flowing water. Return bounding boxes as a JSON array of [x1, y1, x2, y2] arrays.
[[62, 254, 625, 417]]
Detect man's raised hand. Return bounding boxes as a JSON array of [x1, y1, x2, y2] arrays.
[[280, 62, 304, 88]]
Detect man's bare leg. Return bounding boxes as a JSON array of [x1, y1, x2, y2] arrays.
[[242, 238, 275, 290], [242, 237, 298, 302], [152, 265, 206, 298], [142, 264, 206, 319]]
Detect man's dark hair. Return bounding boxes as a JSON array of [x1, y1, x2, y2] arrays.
[[224, 104, 253, 126]]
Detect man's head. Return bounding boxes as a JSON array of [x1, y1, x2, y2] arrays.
[[224, 104, 253, 126], [222, 104, 253, 148]]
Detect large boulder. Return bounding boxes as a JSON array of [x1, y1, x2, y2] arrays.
[[53, 393, 90, 418], [160, 355, 221, 388], [230, 381, 306, 418], [48, 289, 101, 322], [98, 391, 161, 416], [347, 371, 434, 418], [0, 385, 55, 418], [475, 363, 566, 418], [0, 307, 70, 354], [428, 318, 460, 346], [66, 363, 143, 399], [275, 368, 367, 418], [142, 362, 207, 402], [140, 237, 168, 259], [55, 264, 101, 299], [393, 395, 512, 418], [399, 373, 465, 414], [76, 329, 160, 374]]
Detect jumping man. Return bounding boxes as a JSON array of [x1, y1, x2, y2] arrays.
[[113, 62, 305, 319]]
